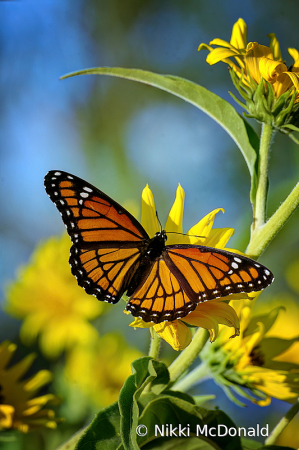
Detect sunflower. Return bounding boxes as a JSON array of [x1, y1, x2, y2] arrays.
[[129, 184, 253, 351], [0, 341, 60, 432], [5, 234, 106, 358]]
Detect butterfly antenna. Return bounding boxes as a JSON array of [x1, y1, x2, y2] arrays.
[[156, 211, 163, 231], [166, 231, 206, 239]]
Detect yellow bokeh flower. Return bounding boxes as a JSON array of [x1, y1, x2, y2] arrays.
[[201, 298, 299, 406], [0, 341, 60, 432], [129, 184, 253, 351], [5, 234, 107, 358], [64, 333, 142, 407]]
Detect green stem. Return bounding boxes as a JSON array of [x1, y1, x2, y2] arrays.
[[246, 181, 299, 259], [168, 328, 209, 384], [252, 122, 273, 231], [171, 362, 210, 392], [264, 397, 299, 446], [142, 329, 162, 394], [148, 328, 161, 359]]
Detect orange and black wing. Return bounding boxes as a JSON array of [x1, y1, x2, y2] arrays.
[[126, 259, 197, 323], [126, 245, 274, 323], [164, 245, 274, 302], [44, 170, 149, 303]]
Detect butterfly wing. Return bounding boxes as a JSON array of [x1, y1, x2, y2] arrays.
[[126, 245, 274, 323], [44, 170, 149, 303], [164, 245, 274, 302], [126, 258, 197, 323]]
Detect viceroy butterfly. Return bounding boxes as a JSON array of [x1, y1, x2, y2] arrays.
[[44, 171, 274, 324]]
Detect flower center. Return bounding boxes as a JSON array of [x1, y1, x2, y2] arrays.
[[249, 346, 265, 366]]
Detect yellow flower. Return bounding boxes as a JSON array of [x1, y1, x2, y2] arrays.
[[199, 18, 299, 102], [203, 299, 299, 406], [129, 184, 252, 351], [5, 234, 107, 358], [0, 341, 60, 432], [64, 333, 142, 407]]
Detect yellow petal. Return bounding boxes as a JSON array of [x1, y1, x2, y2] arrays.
[[141, 185, 159, 238], [209, 38, 236, 49], [204, 227, 234, 249], [273, 72, 294, 98], [26, 393, 58, 407], [185, 208, 224, 245], [165, 184, 185, 245], [288, 48, 299, 67], [0, 342, 16, 370], [154, 321, 192, 351], [0, 405, 15, 429], [230, 18, 247, 49], [267, 33, 282, 61], [259, 58, 287, 84], [283, 71, 299, 91], [6, 353, 36, 382], [255, 396, 271, 407], [183, 313, 219, 342], [198, 43, 213, 52], [129, 317, 153, 329], [23, 370, 53, 393], [245, 43, 273, 83], [207, 47, 240, 65], [185, 302, 240, 332]]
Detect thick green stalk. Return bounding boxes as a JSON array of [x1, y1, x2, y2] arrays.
[[246, 181, 299, 259], [142, 329, 162, 394], [168, 329, 209, 383], [148, 328, 161, 359], [171, 362, 210, 392], [252, 122, 273, 232], [264, 398, 299, 446]]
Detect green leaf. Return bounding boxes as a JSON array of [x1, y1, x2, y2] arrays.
[[119, 357, 172, 450], [281, 123, 299, 132], [61, 67, 259, 180], [75, 402, 121, 450], [150, 361, 170, 395], [242, 118, 260, 206], [241, 437, 263, 449], [244, 307, 284, 337], [137, 396, 242, 450], [192, 395, 216, 405], [287, 132, 299, 144], [119, 357, 156, 450], [142, 437, 219, 449]]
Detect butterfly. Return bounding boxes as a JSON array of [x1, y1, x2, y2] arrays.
[[44, 171, 274, 324]]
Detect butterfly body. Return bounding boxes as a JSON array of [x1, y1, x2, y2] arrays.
[[45, 171, 274, 324]]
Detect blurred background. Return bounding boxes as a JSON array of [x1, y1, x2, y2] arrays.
[[1, 0, 299, 448]]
